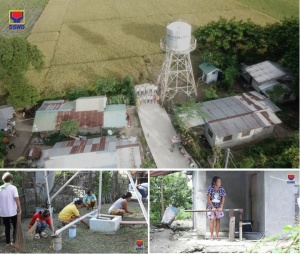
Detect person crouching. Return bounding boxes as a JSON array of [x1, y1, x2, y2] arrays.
[[29, 210, 53, 239]]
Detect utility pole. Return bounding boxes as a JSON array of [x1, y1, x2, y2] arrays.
[[224, 148, 230, 168]]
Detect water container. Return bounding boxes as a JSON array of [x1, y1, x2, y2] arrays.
[[52, 234, 62, 251], [69, 225, 76, 238]]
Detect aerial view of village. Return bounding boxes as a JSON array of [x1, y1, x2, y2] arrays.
[[0, 0, 299, 169]]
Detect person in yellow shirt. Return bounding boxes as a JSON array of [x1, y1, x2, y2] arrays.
[[58, 198, 89, 229]]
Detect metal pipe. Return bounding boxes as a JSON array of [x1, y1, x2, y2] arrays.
[[127, 171, 148, 224], [120, 221, 148, 225], [185, 209, 243, 212], [51, 171, 81, 201], [98, 171, 102, 215], [44, 171, 54, 232], [55, 210, 97, 236]]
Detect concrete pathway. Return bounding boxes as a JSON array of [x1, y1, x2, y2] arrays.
[[137, 103, 191, 168]]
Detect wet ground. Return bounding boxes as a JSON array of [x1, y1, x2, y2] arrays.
[[0, 201, 148, 253]]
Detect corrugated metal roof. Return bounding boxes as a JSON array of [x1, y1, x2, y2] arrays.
[[0, 105, 13, 129], [103, 104, 126, 128], [75, 96, 107, 112], [199, 62, 218, 75], [32, 111, 58, 132], [56, 110, 104, 129], [180, 91, 281, 136], [38, 100, 65, 111], [245, 61, 285, 84]]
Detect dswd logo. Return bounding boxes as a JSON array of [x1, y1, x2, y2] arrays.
[[287, 174, 295, 184], [9, 10, 25, 30], [136, 240, 144, 252]]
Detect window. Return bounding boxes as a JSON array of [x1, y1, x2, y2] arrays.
[[223, 135, 232, 142], [208, 128, 213, 138], [242, 130, 251, 137], [212, 71, 216, 75]]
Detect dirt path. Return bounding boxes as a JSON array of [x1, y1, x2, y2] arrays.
[[0, 201, 148, 253]]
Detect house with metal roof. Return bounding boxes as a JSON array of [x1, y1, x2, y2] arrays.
[[199, 62, 219, 84], [240, 61, 294, 101], [0, 105, 13, 130], [181, 91, 282, 148], [39, 136, 141, 168], [32, 96, 126, 134]]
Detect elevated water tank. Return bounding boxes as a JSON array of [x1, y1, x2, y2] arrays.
[[166, 21, 191, 52]]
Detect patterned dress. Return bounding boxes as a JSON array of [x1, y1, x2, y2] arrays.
[[206, 185, 227, 219]]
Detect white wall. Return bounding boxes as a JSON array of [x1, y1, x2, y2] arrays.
[[264, 171, 299, 236], [206, 71, 218, 84], [212, 126, 274, 148]]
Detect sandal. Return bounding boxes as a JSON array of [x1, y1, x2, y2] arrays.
[[35, 233, 40, 239], [40, 232, 48, 238]]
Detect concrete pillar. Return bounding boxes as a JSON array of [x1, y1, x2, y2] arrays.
[[192, 171, 206, 239]]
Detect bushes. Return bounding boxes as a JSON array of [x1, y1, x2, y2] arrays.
[[239, 135, 299, 168], [204, 87, 219, 101], [95, 75, 136, 105], [150, 173, 192, 225]]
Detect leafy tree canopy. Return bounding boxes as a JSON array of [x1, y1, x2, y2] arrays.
[[0, 37, 44, 78], [59, 119, 79, 137], [6, 74, 39, 110]]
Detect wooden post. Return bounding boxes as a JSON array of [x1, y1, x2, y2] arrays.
[[160, 177, 164, 218], [229, 209, 235, 242]]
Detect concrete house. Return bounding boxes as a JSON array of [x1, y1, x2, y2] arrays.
[[32, 96, 127, 135], [193, 171, 299, 238], [199, 62, 219, 84], [0, 105, 13, 130], [240, 61, 294, 101], [181, 91, 282, 148], [35, 136, 142, 168]]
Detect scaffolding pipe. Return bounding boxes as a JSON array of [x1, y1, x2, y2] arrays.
[[51, 171, 81, 201], [44, 171, 54, 232], [98, 171, 102, 214], [127, 171, 148, 224], [55, 210, 97, 236]]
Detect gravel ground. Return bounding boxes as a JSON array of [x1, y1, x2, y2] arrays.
[[0, 201, 148, 253]]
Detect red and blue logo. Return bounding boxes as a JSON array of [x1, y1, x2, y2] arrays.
[[9, 10, 25, 30], [287, 174, 295, 184]]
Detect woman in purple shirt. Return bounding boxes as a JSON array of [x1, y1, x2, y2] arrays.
[[207, 176, 226, 240]]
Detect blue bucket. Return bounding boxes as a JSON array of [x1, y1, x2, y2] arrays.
[[69, 226, 76, 238]]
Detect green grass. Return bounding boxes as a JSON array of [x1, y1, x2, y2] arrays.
[[235, 0, 299, 20]]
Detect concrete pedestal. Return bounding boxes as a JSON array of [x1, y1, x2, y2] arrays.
[[89, 214, 122, 232]]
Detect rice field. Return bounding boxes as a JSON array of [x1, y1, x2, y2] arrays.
[[1, 0, 298, 97]]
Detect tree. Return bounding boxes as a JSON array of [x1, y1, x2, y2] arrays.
[[0, 131, 9, 161], [6, 74, 39, 110], [0, 37, 44, 79], [59, 119, 79, 137], [0, 37, 44, 110], [264, 18, 299, 96], [194, 18, 263, 91], [150, 173, 192, 225]]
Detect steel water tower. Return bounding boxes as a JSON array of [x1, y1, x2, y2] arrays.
[[157, 21, 197, 103]]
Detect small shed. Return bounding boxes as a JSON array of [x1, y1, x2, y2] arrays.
[[199, 62, 219, 84]]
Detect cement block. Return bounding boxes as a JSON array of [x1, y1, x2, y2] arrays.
[[89, 214, 121, 232]]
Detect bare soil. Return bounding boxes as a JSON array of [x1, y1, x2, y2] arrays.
[[0, 201, 148, 253]]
